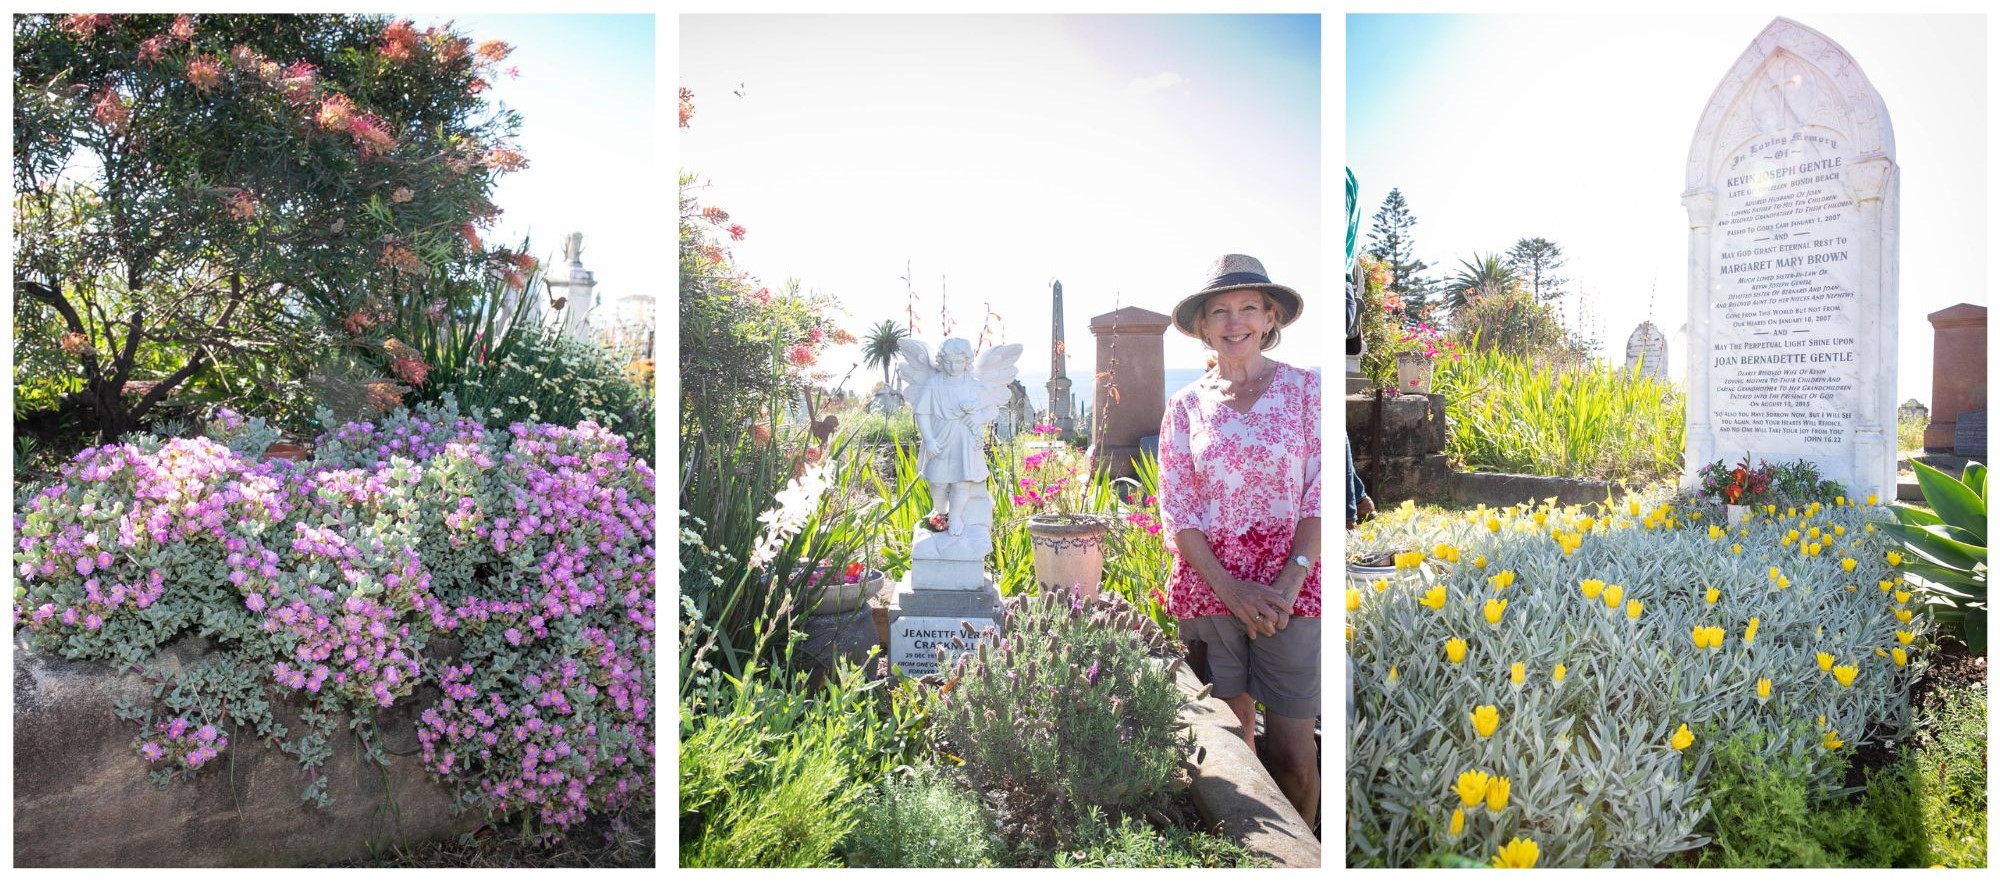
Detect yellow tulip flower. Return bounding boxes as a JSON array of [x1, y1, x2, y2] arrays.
[[1823, 730, 1845, 750], [1626, 599, 1644, 620], [1446, 636, 1467, 664], [1817, 652, 1835, 672], [1490, 570, 1516, 591], [1552, 663, 1567, 684], [1841, 557, 1858, 573], [1776, 576, 1790, 589], [1832, 664, 1859, 687], [1473, 554, 1488, 569], [1487, 517, 1501, 533], [1485, 776, 1511, 813], [1894, 589, 1911, 605], [1867, 493, 1879, 506], [1484, 598, 1508, 627], [1420, 584, 1447, 611], [1895, 608, 1914, 624], [1491, 837, 1539, 869], [1372, 578, 1389, 593], [1834, 525, 1845, 536], [1879, 580, 1894, 593], [1705, 586, 1720, 605], [1580, 578, 1605, 600], [1896, 630, 1914, 645], [1670, 723, 1694, 751], [1756, 677, 1772, 703], [1732, 543, 1743, 555], [1455, 769, 1492, 807], [1692, 626, 1712, 650], [1603, 584, 1625, 609], [1449, 807, 1465, 837], [1346, 588, 1361, 612], [1769, 566, 1783, 581], [1471, 704, 1499, 738], [1886, 551, 1903, 567], [1509, 662, 1525, 687], [1744, 616, 1760, 646], [1892, 647, 1908, 667], [1709, 524, 1724, 540]]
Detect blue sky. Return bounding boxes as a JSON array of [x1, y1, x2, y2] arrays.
[[1348, 14, 1986, 405], [681, 14, 1321, 386], [432, 14, 656, 329]]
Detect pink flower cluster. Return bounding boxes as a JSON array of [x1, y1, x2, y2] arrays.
[[14, 402, 653, 835], [136, 715, 229, 772]]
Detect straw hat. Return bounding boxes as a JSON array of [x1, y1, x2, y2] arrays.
[[1171, 254, 1303, 351]]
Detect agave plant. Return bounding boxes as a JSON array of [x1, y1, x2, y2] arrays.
[[1881, 460, 1987, 654]]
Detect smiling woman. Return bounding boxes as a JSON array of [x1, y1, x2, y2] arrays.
[[1159, 253, 1323, 831]]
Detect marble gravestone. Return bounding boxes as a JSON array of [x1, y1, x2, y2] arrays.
[[1625, 321, 1670, 380], [1681, 18, 1898, 502]]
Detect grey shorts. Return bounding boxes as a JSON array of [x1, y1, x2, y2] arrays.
[[1179, 614, 1320, 719]]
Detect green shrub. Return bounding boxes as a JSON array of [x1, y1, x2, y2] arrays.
[[452, 325, 653, 458], [1899, 414, 1928, 452], [678, 650, 915, 868], [926, 588, 1189, 844], [1046, 806, 1257, 868], [844, 765, 1001, 867], [1698, 725, 1924, 867], [1432, 347, 1683, 481], [1915, 681, 1988, 867]]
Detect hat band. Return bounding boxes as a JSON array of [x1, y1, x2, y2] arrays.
[[1206, 270, 1274, 289]]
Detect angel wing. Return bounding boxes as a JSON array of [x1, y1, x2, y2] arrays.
[[972, 343, 1024, 415], [896, 338, 936, 399]]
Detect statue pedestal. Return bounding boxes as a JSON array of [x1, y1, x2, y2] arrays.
[[888, 522, 1003, 677]]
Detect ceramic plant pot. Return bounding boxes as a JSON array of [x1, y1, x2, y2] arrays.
[[1027, 515, 1110, 599]]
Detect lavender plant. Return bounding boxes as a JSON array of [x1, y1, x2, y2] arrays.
[[925, 588, 1189, 848], [14, 397, 654, 839]]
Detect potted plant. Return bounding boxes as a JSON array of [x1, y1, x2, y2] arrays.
[[1013, 434, 1115, 599], [1698, 454, 1774, 526], [804, 560, 886, 616], [1392, 321, 1455, 395]]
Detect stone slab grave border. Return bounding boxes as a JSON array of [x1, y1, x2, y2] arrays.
[[1449, 470, 1623, 509], [14, 634, 481, 867], [1681, 17, 1899, 502]]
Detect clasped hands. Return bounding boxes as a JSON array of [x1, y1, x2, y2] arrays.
[[1219, 568, 1304, 639]]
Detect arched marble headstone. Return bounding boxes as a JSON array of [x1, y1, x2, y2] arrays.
[[1681, 18, 1897, 501], [1625, 321, 1670, 380]]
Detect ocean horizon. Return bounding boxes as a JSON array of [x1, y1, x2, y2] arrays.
[[1015, 364, 1323, 417]]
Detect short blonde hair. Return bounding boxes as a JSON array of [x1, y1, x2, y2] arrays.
[[1190, 289, 1282, 350]]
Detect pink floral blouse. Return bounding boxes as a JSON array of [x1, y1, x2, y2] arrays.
[[1157, 361, 1322, 619]]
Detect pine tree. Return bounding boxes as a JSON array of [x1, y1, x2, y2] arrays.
[[1504, 237, 1569, 302], [1364, 189, 1434, 318]]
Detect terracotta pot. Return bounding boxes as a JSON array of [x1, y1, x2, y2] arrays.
[[1395, 354, 1433, 394], [1027, 515, 1110, 599], [808, 569, 885, 616]]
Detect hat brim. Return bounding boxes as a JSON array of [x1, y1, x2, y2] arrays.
[[1172, 283, 1303, 350]]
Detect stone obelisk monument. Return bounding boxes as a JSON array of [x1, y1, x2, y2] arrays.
[[1046, 280, 1075, 436]]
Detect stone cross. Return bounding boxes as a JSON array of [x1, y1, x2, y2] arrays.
[[1681, 18, 1898, 502]]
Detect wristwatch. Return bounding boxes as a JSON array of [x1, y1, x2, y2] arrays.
[[1289, 554, 1313, 569]]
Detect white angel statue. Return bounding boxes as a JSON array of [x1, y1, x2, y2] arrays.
[[898, 337, 1023, 535]]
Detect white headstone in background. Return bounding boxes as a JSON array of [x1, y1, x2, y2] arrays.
[[1681, 18, 1898, 502], [1625, 321, 1670, 380], [544, 231, 597, 342]]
